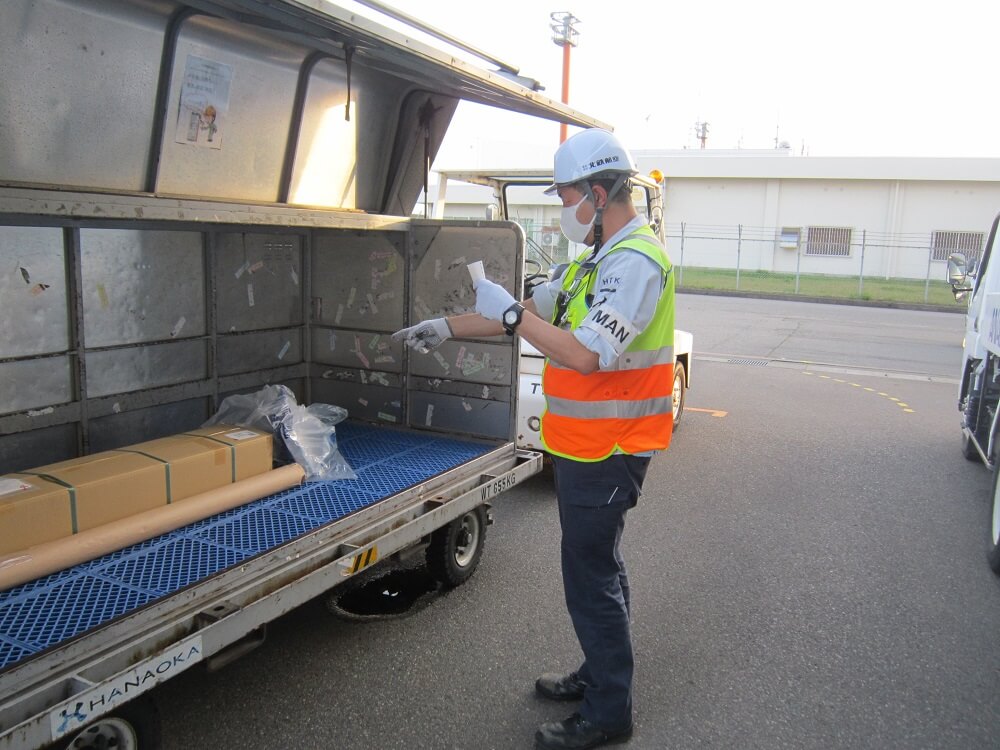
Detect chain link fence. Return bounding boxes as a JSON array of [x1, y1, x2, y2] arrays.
[[666, 223, 976, 307], [457, 214, 972, 308]]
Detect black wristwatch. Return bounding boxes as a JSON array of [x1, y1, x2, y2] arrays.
[[502, 302, 524, 335]]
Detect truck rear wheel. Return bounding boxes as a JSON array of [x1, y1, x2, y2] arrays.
[[426, 506, 487, 588], [989, 468, 1000, 576], [961, 431, 981, 462], [58, 698, 160, 750]]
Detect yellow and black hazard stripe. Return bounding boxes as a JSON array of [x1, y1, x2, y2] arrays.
[[349, 546, 378, 574]]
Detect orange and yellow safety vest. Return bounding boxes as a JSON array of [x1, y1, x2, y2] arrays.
[[540, 225, 675, 461]]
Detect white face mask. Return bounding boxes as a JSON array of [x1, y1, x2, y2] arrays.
[[559, 196, 595, 244]]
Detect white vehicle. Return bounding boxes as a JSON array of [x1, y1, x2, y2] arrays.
[[433, 170, 693, 452], [0, 2, 611, 748], [947, 211, 1000, 573]]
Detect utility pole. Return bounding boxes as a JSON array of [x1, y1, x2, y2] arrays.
[[694, 121, 709, 149], [550, 12, 579, 144]]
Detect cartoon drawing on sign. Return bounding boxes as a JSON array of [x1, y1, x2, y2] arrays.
[[201, 105, 218, 143], [174, 54, 232, 149]]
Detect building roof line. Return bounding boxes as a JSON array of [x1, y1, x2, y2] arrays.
[[633, 151, 1000, 182]]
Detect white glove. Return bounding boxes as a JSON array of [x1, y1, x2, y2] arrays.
[[474, 278, 517, 321], [391, 318, 452, 353]]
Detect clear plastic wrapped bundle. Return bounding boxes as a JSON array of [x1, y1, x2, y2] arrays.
[[205, 384, 356, 480]]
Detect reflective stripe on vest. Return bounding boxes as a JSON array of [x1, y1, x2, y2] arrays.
[[541, 225, 676, 461], [545, 394, 675, 420]]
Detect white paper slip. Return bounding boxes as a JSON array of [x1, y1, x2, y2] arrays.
[[225, 430, 259, 441], [467, 260, 485, 283], [0, 478, 32, 497]]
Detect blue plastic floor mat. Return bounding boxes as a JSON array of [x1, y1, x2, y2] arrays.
[[0, 423, 491, 672]]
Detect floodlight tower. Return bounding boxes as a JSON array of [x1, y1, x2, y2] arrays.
[[550, 12, 580, 144], [695, 121, 709, 149]]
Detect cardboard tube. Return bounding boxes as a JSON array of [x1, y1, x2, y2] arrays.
[[0, 463, 305, 592]]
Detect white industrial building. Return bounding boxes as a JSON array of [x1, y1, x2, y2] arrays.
[[427, 151, 1000, 282]]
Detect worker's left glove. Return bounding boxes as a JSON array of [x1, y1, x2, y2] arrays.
[[392, 318, 452, 353], [474, 279, 517, 321]]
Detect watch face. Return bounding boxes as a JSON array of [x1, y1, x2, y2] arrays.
[[504, 310, 517, 325]]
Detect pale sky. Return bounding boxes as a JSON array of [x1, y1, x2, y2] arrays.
[[351, 0, 1000, 168]]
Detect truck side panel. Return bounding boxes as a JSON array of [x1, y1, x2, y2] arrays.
[[0, 214, 522, 470]]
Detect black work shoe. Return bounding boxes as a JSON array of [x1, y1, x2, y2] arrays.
[[535, 671, 588, 701], [535, 713, 633, 749]]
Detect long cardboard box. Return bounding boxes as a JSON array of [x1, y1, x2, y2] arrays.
[[180, 426, 273, 481], [115, 430, 270, 502], [0, 425, 273, 557], [17, 451, 168, 534]]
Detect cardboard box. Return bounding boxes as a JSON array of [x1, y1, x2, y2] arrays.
[[180, 425, 273, 482], [22, 452, 168, 533], [115, 435, 235, 503], [0, 425, 272, 559], [0, 474, 75, 556]]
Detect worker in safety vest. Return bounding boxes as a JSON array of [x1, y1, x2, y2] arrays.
[[393, 128, 675, 750]]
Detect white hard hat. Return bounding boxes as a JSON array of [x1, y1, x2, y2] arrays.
[[544, 128, 638, 195]]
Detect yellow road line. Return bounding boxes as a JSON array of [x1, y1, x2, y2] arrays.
[[802, 372, 915, 413]]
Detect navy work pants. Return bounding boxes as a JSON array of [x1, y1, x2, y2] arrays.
[[552, 453, 651, 731]]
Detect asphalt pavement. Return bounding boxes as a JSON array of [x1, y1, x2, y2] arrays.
[[156, 295, 1000, 749]]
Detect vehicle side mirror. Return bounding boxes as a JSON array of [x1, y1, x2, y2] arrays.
[[947, 252, 968, 284], [947, 252, 975, 301]]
